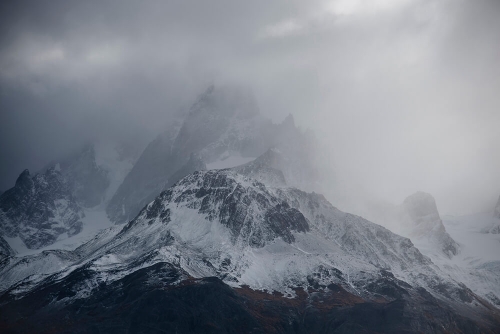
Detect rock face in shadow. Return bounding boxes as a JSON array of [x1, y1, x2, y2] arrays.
[[0, 144, 113, 250], [402, 192, 459, 258], [0, 168, 84, 249]]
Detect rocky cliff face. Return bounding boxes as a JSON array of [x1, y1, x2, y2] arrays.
[[402, 192, 460, 258], [0, 143, 131, 250], [0, 168, 84, 249]]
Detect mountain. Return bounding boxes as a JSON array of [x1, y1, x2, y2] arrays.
[[401, 192, 460, 258], [0, 143, 139, 251], [105, 119, 184, 225], [338, 192, 460, 260], [1, 85, 498, 332], [55, 144, 110, 208], [233, 148, 288, 187], [106, 85, 318, 224], [0, 168, 84, 249], [1, 167, 499, 333]]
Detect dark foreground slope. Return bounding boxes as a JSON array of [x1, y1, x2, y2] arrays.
[[1, 263, 498, 334]]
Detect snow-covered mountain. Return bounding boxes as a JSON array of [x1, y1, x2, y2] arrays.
[[1, 86, 499, 332], [0, 168, 84, 249], [339, 192, 460, 261], [0, 142, 139, 251], [1, 162, 499, 332], [107, 85, 317, 225]]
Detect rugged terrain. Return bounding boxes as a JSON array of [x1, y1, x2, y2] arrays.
[[1, 86, 499, 333], [1, 165, 499, 333], [106, 85, 317, 225]]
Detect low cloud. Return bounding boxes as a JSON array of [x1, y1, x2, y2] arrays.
[[1, 0, 499, 215]]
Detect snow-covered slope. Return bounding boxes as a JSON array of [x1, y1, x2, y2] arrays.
[[441, 212, 500, 307], [0, 170, 479, 301], [1, 168, 498, 332]]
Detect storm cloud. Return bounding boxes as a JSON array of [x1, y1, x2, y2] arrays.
[[1, 0, 499, 215]]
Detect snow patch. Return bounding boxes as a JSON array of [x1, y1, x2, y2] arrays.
[[5, 207, 114, 257]]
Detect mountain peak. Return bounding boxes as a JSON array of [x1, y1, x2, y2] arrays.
[[15, 169, 31, 187], [403, 191, 439, 222], [402, 191, 459, 258]]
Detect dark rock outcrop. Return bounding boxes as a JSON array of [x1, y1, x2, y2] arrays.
[[0, 168, 84, 249]]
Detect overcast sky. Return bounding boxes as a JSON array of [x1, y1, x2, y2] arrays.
[[1, 0, 499, 215]]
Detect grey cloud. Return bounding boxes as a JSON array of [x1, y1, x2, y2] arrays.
[[1, 0, 499, 216]]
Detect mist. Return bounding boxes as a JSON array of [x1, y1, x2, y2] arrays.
[[1, 0, 499, 216]]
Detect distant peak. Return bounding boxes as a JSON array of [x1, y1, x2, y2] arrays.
[[404, 191, 435, 203], [15, 169, 31, 186], [403, 191, 440, 222]]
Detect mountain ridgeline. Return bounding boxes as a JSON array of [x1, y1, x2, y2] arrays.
[[0, 145, 112, 250], [0, 85, 499, 333], [106, 85, 318, 225], [1, 164, 500, 332], [0, 168, 84, 250]]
